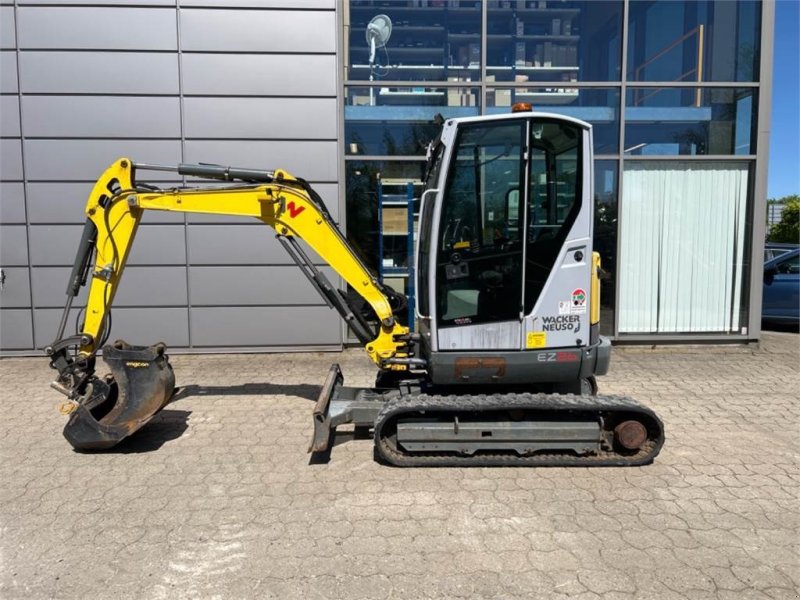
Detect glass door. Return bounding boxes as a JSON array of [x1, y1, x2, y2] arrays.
[[436, 120, 527, 349]]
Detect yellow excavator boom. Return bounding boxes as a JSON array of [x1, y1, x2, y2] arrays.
[[71, 158, 408, 366]]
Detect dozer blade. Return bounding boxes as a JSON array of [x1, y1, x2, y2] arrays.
[[63, 341, 175, 451]]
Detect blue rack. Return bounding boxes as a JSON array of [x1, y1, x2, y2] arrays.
[[377, 179, 417, 331]]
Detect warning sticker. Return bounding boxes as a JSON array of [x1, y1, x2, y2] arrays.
[[558, 296, 586, 316], [526, 332, 547, 349], [570, 288, 587, 314]]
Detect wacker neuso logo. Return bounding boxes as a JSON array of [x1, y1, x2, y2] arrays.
[[542, 315, 581, 333]]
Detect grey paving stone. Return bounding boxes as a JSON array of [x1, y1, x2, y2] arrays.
[[0, 331, 798, 599]]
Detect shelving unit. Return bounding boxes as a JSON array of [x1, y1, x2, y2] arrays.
[[349, 1, 583, 111], [377, 178, 420, 329], [349, 1, 482, 86], [346, 0, 587, 330], [485, 3, 581, 110]]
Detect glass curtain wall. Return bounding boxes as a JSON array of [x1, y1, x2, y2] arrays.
[[343, 0, 762, 338], [622, 0, 759, 336]]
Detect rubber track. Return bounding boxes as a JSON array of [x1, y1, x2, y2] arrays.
[[374, 393, 665, 467]]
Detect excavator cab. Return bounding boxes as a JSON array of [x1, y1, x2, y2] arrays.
[[416, 113, 608, 390]]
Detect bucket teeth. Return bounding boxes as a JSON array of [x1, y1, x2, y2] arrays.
[[62, 341, 176, 451]]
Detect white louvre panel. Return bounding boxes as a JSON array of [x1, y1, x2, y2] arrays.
[[619, 162, 749, 334]]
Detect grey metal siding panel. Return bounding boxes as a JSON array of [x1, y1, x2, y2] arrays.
[[1, 95, 20, 137], [184, 140, 338, 181], [126, 226, 187, 265], [1, 139, 23, 180], [189, 265, 337, 305], [183, 97, 337, 139], [22, 96, 181, 138], [24, 140, 182, 181], [28, 225, 81, 266], [1, 7, 15, 49], [0, 309, 34, 349], [0, 225, 29, 265], [28, 225, 186, 266], [182, 0, 333, 7], [185, 213, 259, 225], [20, 52, 179, 94], [140, 210, 187, 225], [0, 267, 31, 307], [26, 182, 184, 224], [181, 54, 336, 96], [34, 307, 189, 349], [1, 51, 18, 93], [103, 308, 190, 347], [17, 7, 177, 50], [190, 306, 340, 347], [187, 224, 289, 265], [31, 266, 187, 307], [26, 183, 89, 223], [31, 267, 86, 307], [2, 3, 343, 353], [180, 9, 335, 52], [0, 183, 25, 223], [33, 307, 79, 349], [18, 1, 176, 5]]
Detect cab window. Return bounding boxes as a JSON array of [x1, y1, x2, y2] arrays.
[[436, 121, 526, 326], [524, 121, 583, 314]]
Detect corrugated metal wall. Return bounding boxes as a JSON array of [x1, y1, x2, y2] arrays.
[[0, 0, 343, 354]]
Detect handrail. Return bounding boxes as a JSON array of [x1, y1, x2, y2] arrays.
[[632, 24, 705, 107]]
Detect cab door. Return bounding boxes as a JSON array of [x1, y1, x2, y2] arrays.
[[435, 119, 528, 350]]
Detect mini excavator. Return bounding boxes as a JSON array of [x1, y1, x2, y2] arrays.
[[46, 110, 664, 466]]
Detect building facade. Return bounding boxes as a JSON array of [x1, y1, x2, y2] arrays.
[[0, 0, 774, 354]]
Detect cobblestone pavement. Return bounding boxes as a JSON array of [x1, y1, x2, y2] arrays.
[[1, 332, 798, 600]]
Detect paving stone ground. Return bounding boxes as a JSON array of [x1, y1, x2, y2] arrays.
[[1, 332, 798, 600]]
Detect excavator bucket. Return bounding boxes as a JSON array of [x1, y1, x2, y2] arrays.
[[63, 341, 175, 451]]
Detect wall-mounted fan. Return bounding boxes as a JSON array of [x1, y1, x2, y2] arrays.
[[366, 14, 392, 66]]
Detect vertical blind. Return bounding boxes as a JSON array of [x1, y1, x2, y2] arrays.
[[619, 162, 749, 333]]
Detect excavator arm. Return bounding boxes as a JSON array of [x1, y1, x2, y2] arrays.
[[46, 158, 416, 449]]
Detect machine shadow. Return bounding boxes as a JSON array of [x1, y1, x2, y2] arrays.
[[308, 426, 372, 465], [171, 382, 322, 403], [94, 383, 323, 454], [101, 409, 192, 454]]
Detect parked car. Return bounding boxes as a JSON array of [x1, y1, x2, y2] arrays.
[[764, 242, 798, 262], [762, 248, 799, 325]]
